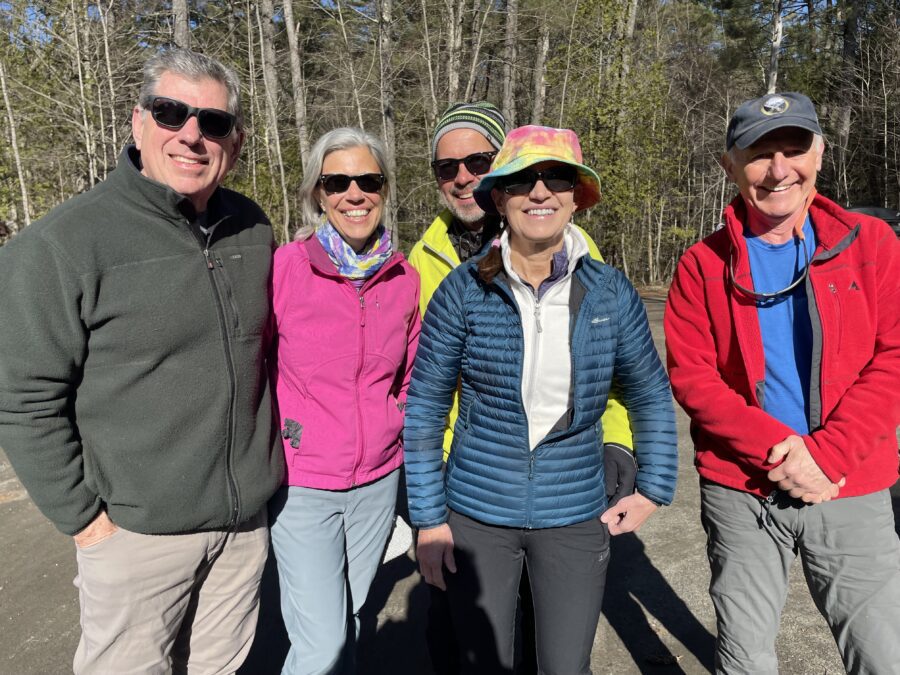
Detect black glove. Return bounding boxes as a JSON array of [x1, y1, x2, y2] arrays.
[[604, 443, 637, 507]]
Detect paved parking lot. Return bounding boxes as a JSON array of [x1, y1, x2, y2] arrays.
[[1, 297, 897, 674]]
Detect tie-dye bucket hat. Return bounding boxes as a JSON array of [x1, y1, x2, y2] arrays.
[[473, 125, 601, 215]]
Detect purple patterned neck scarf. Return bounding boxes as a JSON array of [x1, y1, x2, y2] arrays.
[[316, 219, 393, 281]]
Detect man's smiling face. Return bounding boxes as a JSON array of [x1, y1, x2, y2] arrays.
[[132, 71, 243, 212], [722, 127, 822, 230], [435, 128, 497, 229]]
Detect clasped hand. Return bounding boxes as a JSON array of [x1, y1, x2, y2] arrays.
[[766, 435, 845, 503]]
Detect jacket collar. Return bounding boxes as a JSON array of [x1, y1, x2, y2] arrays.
[[419, 209, 461, 268], [722, 192, 859, 265], [302, 232, 402, 286], [111, 145, 231, 228]]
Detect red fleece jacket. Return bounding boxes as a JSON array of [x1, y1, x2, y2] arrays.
[[665, 193, 900, 498]]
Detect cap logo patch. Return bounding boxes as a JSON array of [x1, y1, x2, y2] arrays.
[[761, 96, 789, 116]]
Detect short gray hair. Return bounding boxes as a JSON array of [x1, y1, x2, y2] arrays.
[[138, 49, 243, 132], [295, 127, 391, 240]]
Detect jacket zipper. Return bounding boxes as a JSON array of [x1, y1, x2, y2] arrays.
[[422, 241, 459, 270], [194, 223, 240, 526], [350, 291, 367, 486]]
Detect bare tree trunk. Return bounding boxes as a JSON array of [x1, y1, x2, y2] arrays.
[[378, 0, 398, 247], [0, 60, 29, 230], [463, 0, 492, 102], [834, 0, 858, 203], [558, 0, 580, 126], [335, 0, 366, 130], [621, 0, 638, 77], [257, 0, 291, 239], [282, 0, 310, 170], [766, 0, 784, 93], [98, 0, 118, 155], [173, 0, 190, 48], [531, 21, 550, 124], [502, 0, 518, 126], [70, 0, 97, 189], [245, 0, 259, 198], [446, 0, 464, 103], [420, 0, 439, 124]]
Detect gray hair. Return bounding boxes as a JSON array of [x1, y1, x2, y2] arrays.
[[295, 127, 391, 240], [138, 49, 243, 132]]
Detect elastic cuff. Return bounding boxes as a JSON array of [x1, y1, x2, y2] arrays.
[[636, 489, 667, 507]]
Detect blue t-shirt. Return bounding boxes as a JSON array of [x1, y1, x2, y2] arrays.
[[744, 217, 817, 434]]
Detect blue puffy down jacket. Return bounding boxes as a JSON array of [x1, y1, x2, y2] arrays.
[[404, 255, 678, 529]]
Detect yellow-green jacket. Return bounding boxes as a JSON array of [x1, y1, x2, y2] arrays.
[[408, 209, 634, 460]]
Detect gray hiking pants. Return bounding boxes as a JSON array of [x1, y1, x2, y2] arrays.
[[700, 480, 900, 675]]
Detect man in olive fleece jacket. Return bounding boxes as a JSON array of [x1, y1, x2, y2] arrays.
[[0, 50, 283, 673]]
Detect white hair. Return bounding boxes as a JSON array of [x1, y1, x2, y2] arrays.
[[725, 132, 824, 163]]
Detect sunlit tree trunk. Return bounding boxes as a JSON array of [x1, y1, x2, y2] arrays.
[[378, 0, 398, 246], [257, 0, 291, 238], [0, 60, 29, 230], [531, 21, 550, 124], [335, 0, 366, 130], [70, 0, 97, 188], [502, 0, 518, 126], [766, 0, 784, 94], [173, 0, 190, 48], [420, 0, 439, 125], [463, 0, 492, 102], [282, 0, 310, 170]]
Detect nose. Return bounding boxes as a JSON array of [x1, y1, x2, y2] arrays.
[[345, 180, 366, 201], [176, 114, 203, 145], [769, 152, 790, 181], [455, 162, 478, 186], [529, 179, 552, 200]]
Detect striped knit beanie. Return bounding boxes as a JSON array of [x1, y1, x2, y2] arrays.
[[431, 102, 507, 160]]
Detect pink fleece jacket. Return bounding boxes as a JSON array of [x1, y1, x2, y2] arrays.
[[271, 236, 421, 489]]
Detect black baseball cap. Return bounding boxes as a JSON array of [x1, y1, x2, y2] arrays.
[[726, 92, 823, 151]]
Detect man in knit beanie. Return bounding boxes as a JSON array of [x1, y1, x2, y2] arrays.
[[411, 101, 506, 299]]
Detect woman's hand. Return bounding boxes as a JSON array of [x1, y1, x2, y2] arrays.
[[416, 523, 456, 590], [600, 492, 658, 536]]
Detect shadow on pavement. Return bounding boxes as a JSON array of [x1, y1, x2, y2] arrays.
[[239, 544, 289, 674], [603, 532, 716, 673]]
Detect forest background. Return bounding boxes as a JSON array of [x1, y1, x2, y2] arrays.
[[1, 0, 898, 284]]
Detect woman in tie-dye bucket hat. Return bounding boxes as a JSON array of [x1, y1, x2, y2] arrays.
[[404, 125, 678, 673]]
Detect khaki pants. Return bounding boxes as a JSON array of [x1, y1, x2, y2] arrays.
[[72, 510, 268, 675]]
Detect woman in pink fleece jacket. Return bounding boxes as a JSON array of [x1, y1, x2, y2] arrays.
[[269, 127, 420, 675]]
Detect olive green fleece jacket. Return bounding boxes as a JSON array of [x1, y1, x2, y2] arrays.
[[0, 146, 284, 536]]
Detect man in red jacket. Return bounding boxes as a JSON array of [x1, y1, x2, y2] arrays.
[[665, 92, 900, 673]]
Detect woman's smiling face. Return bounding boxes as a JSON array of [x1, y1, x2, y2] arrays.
[[317, 145, 385, 252], [493, 161, 579, 251]]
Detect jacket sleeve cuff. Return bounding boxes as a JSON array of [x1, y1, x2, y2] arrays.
[[802, 434, 847, 484]]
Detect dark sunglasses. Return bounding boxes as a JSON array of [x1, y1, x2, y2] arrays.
[[431, 152, 497, 181], [145, 96, 236, 139], [500, 166, 579, 195], [318, 173, 386, 195]]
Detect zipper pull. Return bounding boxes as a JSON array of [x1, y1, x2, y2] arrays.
[[534, 303, 542, 333], [528, 453, 535, 480], [359, 295, 366, 326], [203, 249, 214, 270]]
